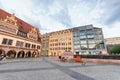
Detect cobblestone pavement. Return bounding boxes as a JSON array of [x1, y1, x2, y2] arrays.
[[0, 57, 120, 80]]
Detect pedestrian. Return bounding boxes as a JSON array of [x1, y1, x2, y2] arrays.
[[2, 53, 7, 61], [59, 56, 61, 61], [0, 55, 4, 61]]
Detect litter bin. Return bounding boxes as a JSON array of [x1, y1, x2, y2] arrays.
[[76, 55, 81, 62]]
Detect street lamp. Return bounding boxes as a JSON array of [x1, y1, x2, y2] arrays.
[[58, 38, 60, 56], [57, 33, 61, 56], [44, 33, 47, 56], [65, 37, 69, 52]]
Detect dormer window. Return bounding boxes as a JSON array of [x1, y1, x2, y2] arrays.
[[11, 21, 15, 25], [7, 20, 10, 23], [6, 19, 15, 25], [27, 28, 38, 41]]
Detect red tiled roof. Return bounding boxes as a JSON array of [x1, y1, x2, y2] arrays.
[[0, 9, 35, 33]]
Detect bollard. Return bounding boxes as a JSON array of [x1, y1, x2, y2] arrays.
[[76, 56, 81, 62]]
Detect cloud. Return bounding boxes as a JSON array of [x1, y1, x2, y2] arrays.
[[0, 2, 3, 8], [102, 21, 120, 38], [105, 2, 120, 24], [38, 15, 67, 33], [0, 0, 120, 38], [90, 0, 120, 25], [47, 0, 72, 27]]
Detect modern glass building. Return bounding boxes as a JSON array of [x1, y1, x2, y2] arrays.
[[73, 24, 105, 55]]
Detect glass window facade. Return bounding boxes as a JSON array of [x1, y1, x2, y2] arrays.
[[74, 41, 80, 45], [80, 35, 86, 39], [86, 30, 93, 35], [87, 35, 94, 38], [79, 26, 86, 30], [80, 40, 87, 44], [73, 37, 79, 41], [81, 44, 88, 50], [88, 44, 96, 49], [73, 25, 105, 55], [88, 40, 95, 44], [86, 25, 93, 29], [80, 32, 86, 35], [74, 45, 80, 49]]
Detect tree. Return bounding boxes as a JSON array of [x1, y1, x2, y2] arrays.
[[110, 44, 120, 54]]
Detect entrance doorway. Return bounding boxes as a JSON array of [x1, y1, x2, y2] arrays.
[[17, 51, 25, 58], [7, 50, 16, 58]]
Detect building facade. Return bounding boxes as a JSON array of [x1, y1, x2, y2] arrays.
[[0, 9, 42, 58], [48, 29, 74, 56], [73, 25, 105, 55], [41, 29, 74, 56], [41, 33, 49, 56], [105, 37, 120, 52], [42, 25, 105, 56]]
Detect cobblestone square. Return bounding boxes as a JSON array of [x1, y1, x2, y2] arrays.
[[0, 57, 120, 80]]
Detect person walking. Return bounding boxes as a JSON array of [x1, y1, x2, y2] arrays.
[[1, 53, 7, 61], [0, 55, 4, 61]]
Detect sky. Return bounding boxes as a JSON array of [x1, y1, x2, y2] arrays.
[[0, 0, 120, 38]]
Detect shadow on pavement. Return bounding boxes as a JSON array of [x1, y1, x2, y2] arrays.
[[44, 58, 95, 80]]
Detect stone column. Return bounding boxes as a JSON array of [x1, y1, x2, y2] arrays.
[[15, 53, 18, 58], [24, 53, 26, 58]]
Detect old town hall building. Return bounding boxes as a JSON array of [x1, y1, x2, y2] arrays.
[[0, 9, 42, 58]]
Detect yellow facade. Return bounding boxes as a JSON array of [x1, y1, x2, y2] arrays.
[[105, 37, 120, 45], [48, 29, 73, 56]]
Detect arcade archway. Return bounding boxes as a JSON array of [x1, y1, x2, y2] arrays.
[[26, 51, 31, 58], [0, 49, 5, 56], [32, 51, 37, 58], [7, 50, 16, 58], [17, 51, 25, 58]]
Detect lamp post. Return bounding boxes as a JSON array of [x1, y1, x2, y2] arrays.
[[58, 38, 60, 56], [44, 33, 47, 56], [57, 33, 61, 56], [65, 37, 69, 52]]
